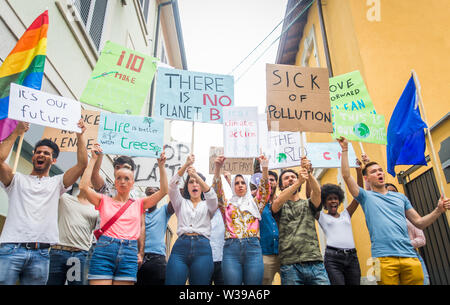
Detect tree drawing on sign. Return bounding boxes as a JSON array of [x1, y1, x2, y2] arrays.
[[277, 153, 287, 163], [102, 130, 117, 141], [143, 117, 154, 128]]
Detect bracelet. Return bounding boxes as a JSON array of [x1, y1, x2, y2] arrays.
[[342, 150, 348, 152]]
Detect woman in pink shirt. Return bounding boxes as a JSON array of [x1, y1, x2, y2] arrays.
[[79, 148, 168, 285], [212, 154, 270, 285]]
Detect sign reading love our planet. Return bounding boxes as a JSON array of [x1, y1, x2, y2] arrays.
[[332, 111, 387, 145], [80, 41, 158, 115], [223, 106, 259, 158], [266, 64, 332, 133], [8, 83, 81, 132], [97, 112, 164, 157], [154, 66, 234, 123]]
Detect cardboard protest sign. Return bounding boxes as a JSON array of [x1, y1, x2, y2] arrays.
[[329, 70, 376, 114], [209, 146, 254, 175], [333, 110, 387, 145], [42, 109, 100, 152], [80, 41, 158, 115], [306, 142, 358, 168], [133, 141, 191, 187], [154, 67, 234, 123], [266, 64, 332, 133], [223, 107, 259, 158], [97, 112, 164, 157], [9, 83, 81, 132]]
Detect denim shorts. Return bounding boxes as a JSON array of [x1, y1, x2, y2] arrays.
[[88, 235, 138, 282]]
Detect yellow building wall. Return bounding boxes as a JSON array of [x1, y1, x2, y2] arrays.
[[290, 0, 450, 282]]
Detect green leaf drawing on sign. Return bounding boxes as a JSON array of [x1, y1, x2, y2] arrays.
[[277, 153, 287, 163]]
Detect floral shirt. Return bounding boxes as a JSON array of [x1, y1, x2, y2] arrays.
[[212, 177, 270, 239]]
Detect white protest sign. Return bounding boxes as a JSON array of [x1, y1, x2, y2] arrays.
[[306, 142, 358, 168], [223, 106, 259, 158], [9, 83, 81, 132], [132, 141, 191, 187]]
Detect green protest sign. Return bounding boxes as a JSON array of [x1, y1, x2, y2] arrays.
[[329, 70, 376, 114], [332, 110, 387, 145], [80, 41, 158, 115]]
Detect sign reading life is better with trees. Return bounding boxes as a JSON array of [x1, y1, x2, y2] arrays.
[[97, 112, 164, 157], [266, 64, 332, 133], [154, 67, 234, 123], [133, 141, 191, 187], [329, 70, 376, 114], [80, 41, 158, 115], [333, 111, 387, 145], [43, 109, 100, 152], [9, 83, 81, 132], [223, 107, 259, 158]]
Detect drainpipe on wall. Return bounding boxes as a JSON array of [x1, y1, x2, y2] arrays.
[[317, 0, 333, 77]]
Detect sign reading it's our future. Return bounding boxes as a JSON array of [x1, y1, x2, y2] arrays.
[[154, 67, 234, 123], [266, 64, 332, 133], [97, 112, 164, 157], [9, 83, 81, 132]]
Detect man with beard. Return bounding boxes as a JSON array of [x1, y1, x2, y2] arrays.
[[0, 120, 87, 285], [271, 158, 330, 285]]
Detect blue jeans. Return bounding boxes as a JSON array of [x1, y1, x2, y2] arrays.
[[88, 235, 139, 282], [46, 249, 89, 285], [280, 261, 330, 285], [165, 235, 213, 285], [222, 237, 264, 285], [0, 243, 51, 285]]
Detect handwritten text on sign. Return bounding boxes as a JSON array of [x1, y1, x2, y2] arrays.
[[223, 107, 259, 158], [133, 142, 191, 187], [8, 83, 81, 132], [209, 146, 254, 175], [97, 112, 164, 157], [43, 109, 100, 152], [306, 142, 358, 168], [266, 64, 332, 133], [154, 67, 234, 123], [80, 41, 158, 115]]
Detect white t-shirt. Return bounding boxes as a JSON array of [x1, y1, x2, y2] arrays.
[[58, 193, 99, 251], [318, 209, 356, 249], [0, 173, 69, 244], [168, 174, 218, 238]]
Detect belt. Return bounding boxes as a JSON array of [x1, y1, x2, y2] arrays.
[[11, 243, 52, 250], [326, 246, 357, 254], [183, 233, 201, 236], [51, 245, 83, 252]]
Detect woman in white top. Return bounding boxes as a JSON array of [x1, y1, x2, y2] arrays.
[[165, 154, 218, 285], [316, 159, 364, 285]]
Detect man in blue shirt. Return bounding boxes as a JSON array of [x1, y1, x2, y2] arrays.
[[260, 170, 280, 285], [136, 187, 174, 285], [338, 137, 450, 285]]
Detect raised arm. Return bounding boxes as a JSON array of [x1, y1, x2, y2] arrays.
[[223, 171, 232, 187], [338, 137, 360, 198], [255, 155, 271, 212], [90, 143, 105, 191], [63, 119, 88, 188], [143, 151, 168, 210], [177, 154, 195, 177], [347, 158, 364, 217], [272, 167, 308, 214], [79, 149, 103, 207], [406, 195, 450, 230], [0, 121, 29, 186], [212, 155, 227, 207]]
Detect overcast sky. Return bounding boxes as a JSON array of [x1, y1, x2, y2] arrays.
[[174, 0, 288, 183]]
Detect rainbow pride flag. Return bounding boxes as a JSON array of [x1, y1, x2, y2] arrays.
[[0, 10, 48, 141]]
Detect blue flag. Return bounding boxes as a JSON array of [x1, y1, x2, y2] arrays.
[[386, 75, 427, 177]]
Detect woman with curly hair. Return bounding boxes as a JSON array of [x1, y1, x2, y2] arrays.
[[316, 159, 365, 285]]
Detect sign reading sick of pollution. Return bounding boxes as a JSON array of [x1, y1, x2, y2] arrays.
[[266, 64, 332, 133]]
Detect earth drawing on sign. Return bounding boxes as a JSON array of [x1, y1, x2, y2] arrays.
[[353, 122, 370, 139]]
